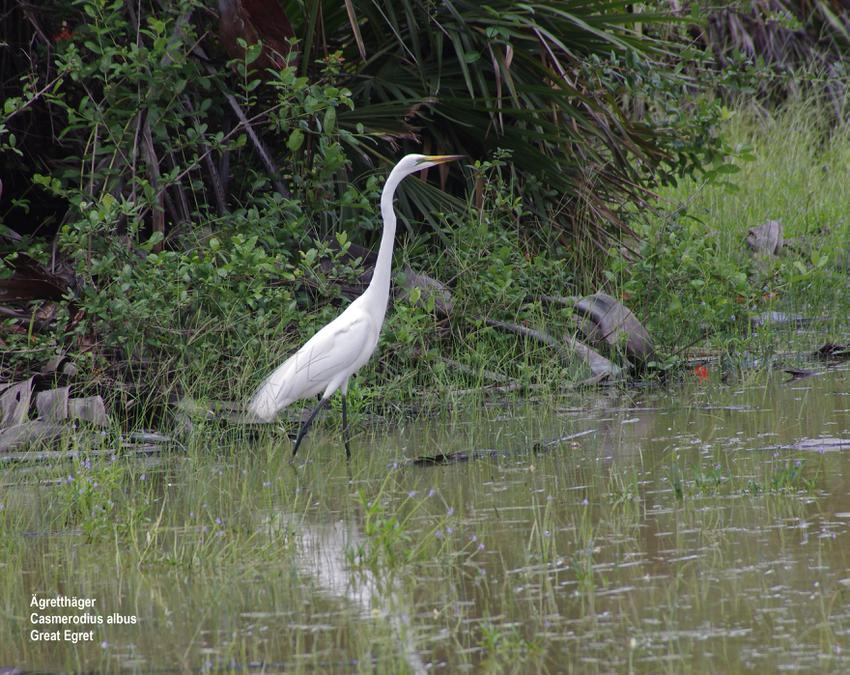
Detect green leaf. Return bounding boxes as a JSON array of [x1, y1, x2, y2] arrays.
[[245, 42, 263, 65], [715, 163, 741, 175], [323, 107, 337, 133], [145, 231, 164, 249], [287, 129, 305, 152]]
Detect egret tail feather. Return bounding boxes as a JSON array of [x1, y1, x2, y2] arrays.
[[247, 353, 300, 421]]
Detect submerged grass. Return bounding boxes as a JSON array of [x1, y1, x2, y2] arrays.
[[4, 369, 850, 671]]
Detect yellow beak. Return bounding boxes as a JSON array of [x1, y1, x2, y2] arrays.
[[423, 154, 464, 164]]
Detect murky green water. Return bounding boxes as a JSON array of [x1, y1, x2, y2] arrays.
[[3, 367, 850, 672]]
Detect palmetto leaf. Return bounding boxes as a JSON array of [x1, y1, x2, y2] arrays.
[[283, 0, 685, 246]]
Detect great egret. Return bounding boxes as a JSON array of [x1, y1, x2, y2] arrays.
[[248, 154, 462, 457]]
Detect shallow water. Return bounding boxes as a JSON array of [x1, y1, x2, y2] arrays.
[[3, 367, 850, 672]]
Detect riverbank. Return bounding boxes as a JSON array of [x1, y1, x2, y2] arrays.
[[4, 98, 849, 431]]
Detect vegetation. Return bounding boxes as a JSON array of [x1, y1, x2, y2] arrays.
[[0, 0, 706, 404], [610, 98, 850, 361], [1, 376, 845, 671], [3, 3, 850, 672], [0, 1, 848, 411]]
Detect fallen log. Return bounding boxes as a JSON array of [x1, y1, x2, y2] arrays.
[[746, 219, 783, 256], [482, 317, 619, 379], [409, 429, 597, 466], [0, 442, 181, 466], [541, 293, 655, 367]]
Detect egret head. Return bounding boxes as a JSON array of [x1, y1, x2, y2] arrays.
[[393, 153, 464, 178]]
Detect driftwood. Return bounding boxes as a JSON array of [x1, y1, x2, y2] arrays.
[[548, 293, 655, 367], [481, 317, 619, 378], [410, 428, 597, 466], [0, 377, 35, 427], [746, 220, 783, 256], [0, 421, 67, 452], [411, 448, 504, 466], [41, 354, 78, 378], [0, 441, 179, 466], [784, 368, 821, 381], [817, 343, 850, 361], [532, 428, 598, 451], [68, 397, 109, 426], [398, 268, 454, 317], [536, 293, 655, 370], [0, 358, 176, 459], [35, 386, 69, 420], [790, 438, 850, 452], [0, 370, 110, 452]]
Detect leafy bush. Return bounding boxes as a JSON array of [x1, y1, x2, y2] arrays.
[[0, 0, 731, 405], [606, 215, 753, 352], [0, 1, 358, 393]]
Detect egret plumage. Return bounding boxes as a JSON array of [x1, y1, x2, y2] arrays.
[[248, 153, 462, 457]]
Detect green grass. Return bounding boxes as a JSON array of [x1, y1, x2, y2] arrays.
[[677, 101, 850, 252], [610, 95, 850, 361], [322, 95, 850, 400], [7, 96, 847, 421]]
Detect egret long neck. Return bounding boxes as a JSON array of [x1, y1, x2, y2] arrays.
[[368, 168, 404, 304]]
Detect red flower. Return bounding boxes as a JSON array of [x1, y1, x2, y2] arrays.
[[694, 364, 709, 381], [53, 22, 73, 43]]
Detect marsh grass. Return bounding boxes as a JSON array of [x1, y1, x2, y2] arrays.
[[4, 372, 850, 671], [71, 94, 850, 440], [157, 94, 850, 433], [611, 94, 850, 362], [679, 99, 850, 257]]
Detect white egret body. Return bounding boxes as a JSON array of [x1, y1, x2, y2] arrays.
[[248, 154, 462, 457]]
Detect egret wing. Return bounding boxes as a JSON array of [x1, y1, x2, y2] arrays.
[[293, 312, 375, 385], [248, 311, 375, 420]]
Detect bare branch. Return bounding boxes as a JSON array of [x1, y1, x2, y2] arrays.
[[141, 117, 165, 253]]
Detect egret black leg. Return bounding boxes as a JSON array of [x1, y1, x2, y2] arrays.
[[342, 393, 352, 460], [292, 398, 329, 457]]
